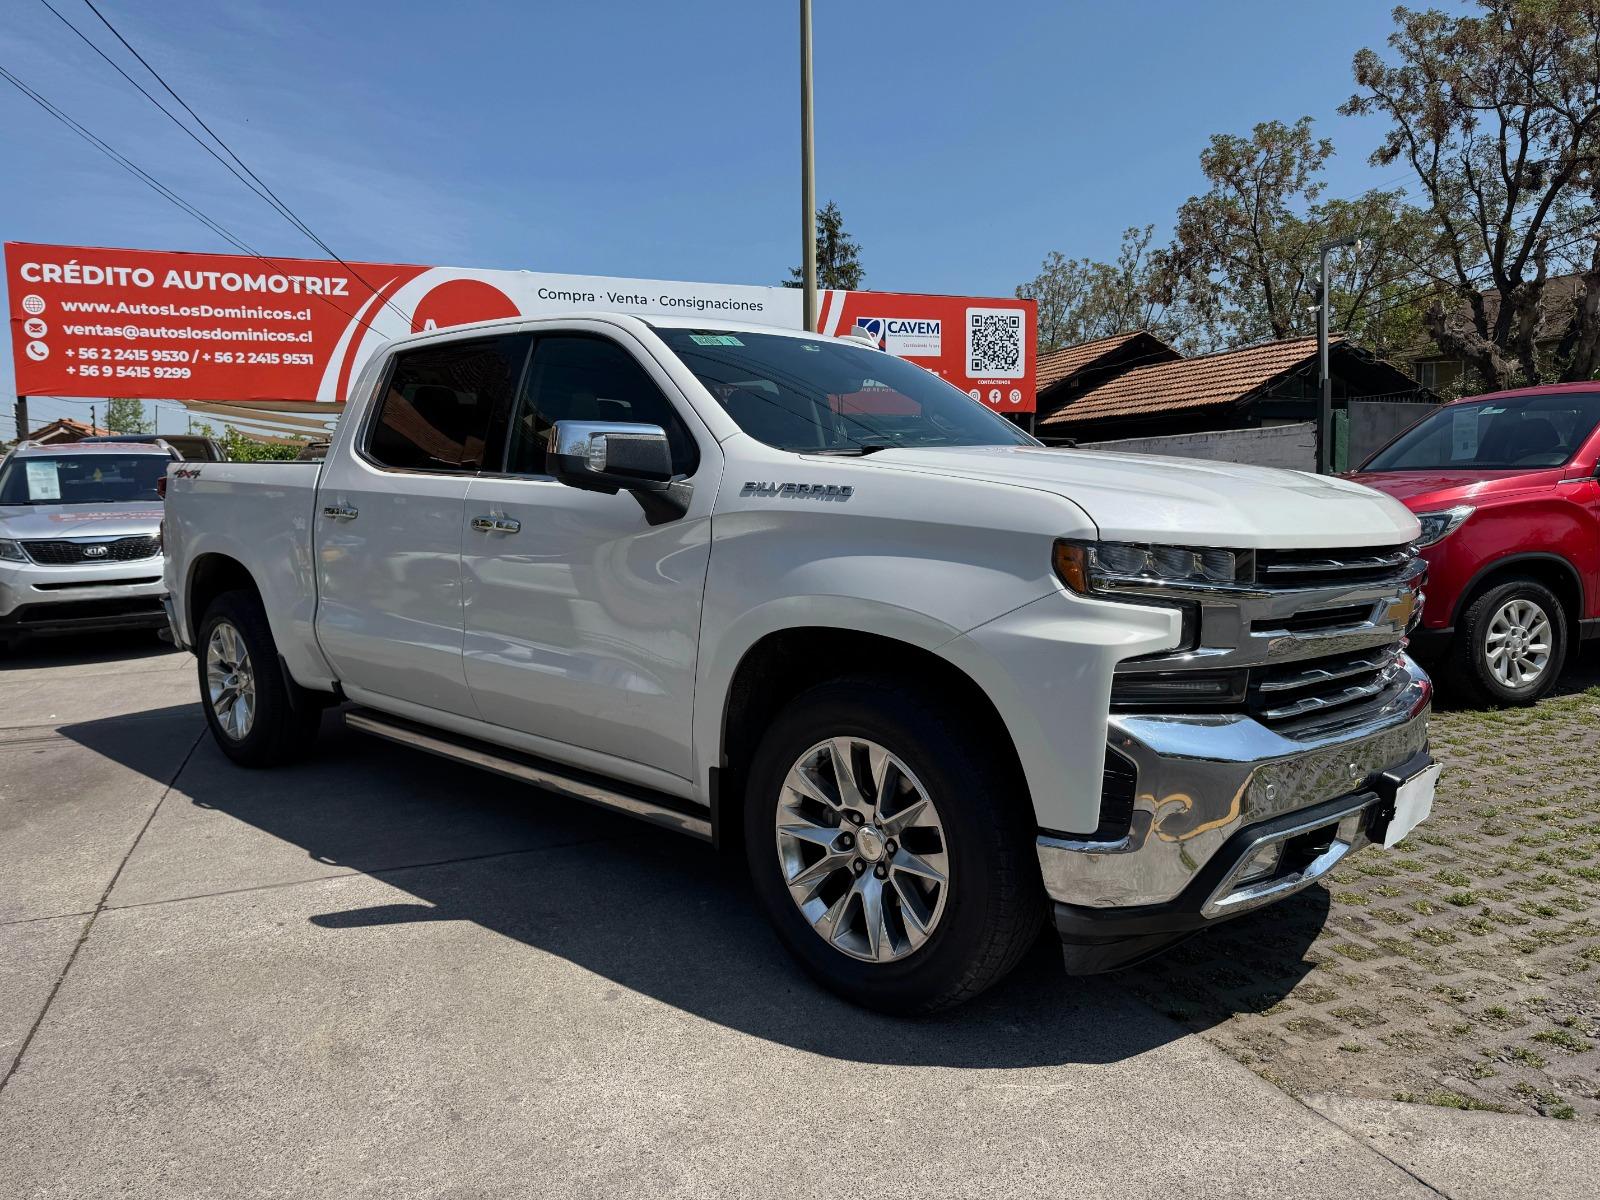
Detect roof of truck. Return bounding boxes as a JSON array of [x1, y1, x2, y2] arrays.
[[374, 310, 837, 352]]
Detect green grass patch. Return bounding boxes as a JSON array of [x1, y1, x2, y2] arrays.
[[1532, 1028, 1587, 1053]]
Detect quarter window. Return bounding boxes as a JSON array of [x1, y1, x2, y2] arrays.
[[367, 334, 531, 472], [504, 335, 698, 476]]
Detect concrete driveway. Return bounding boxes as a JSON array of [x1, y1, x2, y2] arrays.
[[0, 636, 1590, 1198]]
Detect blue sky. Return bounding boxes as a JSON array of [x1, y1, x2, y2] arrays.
[[1, 0, 1418, 437]]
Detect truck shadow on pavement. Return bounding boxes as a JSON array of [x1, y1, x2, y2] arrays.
[[61, 703, 1326, 1070]]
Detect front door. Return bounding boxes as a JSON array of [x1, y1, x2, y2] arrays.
[[316, 332, 531, 717], [460, 330, 714, 781]]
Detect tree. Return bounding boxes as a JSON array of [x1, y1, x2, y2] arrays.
[[1155, 116, 1438, 357], [1017, 226, 1175, 351], [1157, 118, 1334, 347], [1342, 1, 1600, 389], [103, 397, 151, 434], [787, 200, 864, 289]]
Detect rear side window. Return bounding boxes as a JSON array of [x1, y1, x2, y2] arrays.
[[504, 335, 698, 476], [367, 334, 531, 472]]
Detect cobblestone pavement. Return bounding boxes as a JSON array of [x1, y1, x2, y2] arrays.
[[1114, 653, 1600, 1123]]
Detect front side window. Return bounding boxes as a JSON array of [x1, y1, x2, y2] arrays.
[[0, 454, 167, 504], [652, 326, 1035, 453], [367, 334, 530, 472], [1363, 392, 1600, 471], [504, 335, 698, 476]]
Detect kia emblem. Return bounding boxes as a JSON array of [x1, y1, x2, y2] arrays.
[[84, 545, 109, 558]]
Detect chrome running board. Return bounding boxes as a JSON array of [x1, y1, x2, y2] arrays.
[[344, 708, 712, 841]]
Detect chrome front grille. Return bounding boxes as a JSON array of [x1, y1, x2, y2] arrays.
[[1111, 542, 1423, 737], [1253, 544, 1415, 587], [1252, 646, 1407, 728]]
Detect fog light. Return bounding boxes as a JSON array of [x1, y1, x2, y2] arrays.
[[1234, 842, 1283, 886]]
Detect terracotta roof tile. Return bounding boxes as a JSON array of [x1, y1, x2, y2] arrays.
[[1040, 335, 1334, 427], [1035, 333, 1146, 390]]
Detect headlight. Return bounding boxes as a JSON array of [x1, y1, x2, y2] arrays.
[[1413, 505, 1474, 548], [0, 539, 25, 563], [1053, 538, 1238, 595]]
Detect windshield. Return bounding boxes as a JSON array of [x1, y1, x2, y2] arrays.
[[0, 454, 168, 505], [653, 327, 1035, 452], [1364, 392, 1600, 471]]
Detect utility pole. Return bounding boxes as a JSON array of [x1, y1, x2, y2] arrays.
[[800, 0, 817, 332], [1317, 234, 1360, 474]]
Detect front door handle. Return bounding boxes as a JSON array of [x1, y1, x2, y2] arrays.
[[322, 503, 359, 521], [471, 515, 521, 534]]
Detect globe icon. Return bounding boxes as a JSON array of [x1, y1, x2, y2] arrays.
[[22, 294, 45, 315]]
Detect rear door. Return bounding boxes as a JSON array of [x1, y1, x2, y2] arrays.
[[315, 332, 531, 716], [460, 328, 715, 781]]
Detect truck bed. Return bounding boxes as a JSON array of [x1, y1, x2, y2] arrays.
[[163, 460, 327, 687]]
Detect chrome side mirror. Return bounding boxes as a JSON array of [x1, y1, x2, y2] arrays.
[[549, 420, 689, 522], [550, 421, 673, 493]]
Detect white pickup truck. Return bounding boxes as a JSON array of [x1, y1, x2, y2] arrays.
[[163, 314, 1438, 1013]]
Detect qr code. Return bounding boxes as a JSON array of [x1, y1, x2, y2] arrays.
[[966, 308, 1025, 378]]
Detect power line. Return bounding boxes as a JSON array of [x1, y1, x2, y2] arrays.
[[0, 61, 390, 343], [71, 0, 412, 329]]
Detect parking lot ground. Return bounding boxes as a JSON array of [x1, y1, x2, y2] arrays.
[[1120, 650, 1600, 1123], [1, 635, 1595, 1198]]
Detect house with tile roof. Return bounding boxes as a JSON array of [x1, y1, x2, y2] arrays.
[[1034, 331, 1180, 414], [17, 417, 115, 445], [1399, 272, 1589, 394], [1033, 332, 1432, 444]]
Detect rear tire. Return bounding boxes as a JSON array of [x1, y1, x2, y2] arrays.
[[1444, 577, 1566, 707], [743, 676, 1044, 1015], [196, 589, 322, 766]]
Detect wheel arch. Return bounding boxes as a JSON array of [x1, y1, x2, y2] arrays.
[[185, 552, 262, 644], [1451, 552, 1585, 641], [710, 625, 1031, 852]]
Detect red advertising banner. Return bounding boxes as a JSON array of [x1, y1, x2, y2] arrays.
[[5, 242, 1035, 413]]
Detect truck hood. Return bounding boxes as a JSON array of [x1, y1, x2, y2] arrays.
[[0, 503, 164, 539], [852, 445, 1421, 548]]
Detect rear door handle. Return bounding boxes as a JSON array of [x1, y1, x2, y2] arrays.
[[322, 503, 358, 521], [471, 515, 521, 534]]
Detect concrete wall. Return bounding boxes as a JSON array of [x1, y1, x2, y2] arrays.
[[1348, 400, 1436, 467], [1078, 421, 1317, 471]]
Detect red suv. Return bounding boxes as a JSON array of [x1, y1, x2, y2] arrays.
[[1350, 383, 1600, 706]]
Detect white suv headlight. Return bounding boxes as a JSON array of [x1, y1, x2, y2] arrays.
[[1413, 505, 1474, 548], [0, 539, 25, 562]]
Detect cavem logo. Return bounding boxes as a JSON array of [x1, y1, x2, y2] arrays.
[[853, 316, 941, 357]]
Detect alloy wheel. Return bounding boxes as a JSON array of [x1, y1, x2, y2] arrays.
[[774, 736, 949, 963], [206, 621, 257, 740], [1484, 597, 1552, 689]]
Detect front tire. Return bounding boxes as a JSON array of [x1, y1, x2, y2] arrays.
[[1445, 577, 1566, 707], [743, 677, 1044, 1014], [197, 589, 322, 766]]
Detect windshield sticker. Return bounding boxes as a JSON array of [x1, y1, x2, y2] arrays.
[[689, 334, 743, 347], [1450, 409, 1480, 460], [24, 461, 61, 501]]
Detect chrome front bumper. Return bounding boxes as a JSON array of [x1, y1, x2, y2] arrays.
[[1037, 654, 1432, 912]]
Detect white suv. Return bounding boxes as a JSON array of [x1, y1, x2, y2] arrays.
[[0, 440, 171, 647]]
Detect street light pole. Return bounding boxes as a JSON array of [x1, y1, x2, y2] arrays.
[[800, 0, 817, 332], [1316, 234, 1360, 474]]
